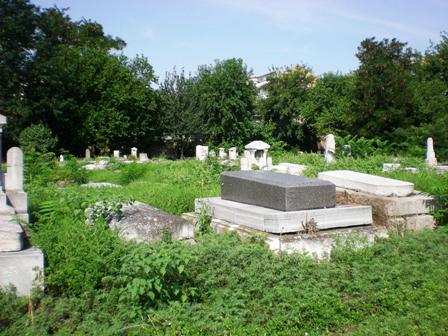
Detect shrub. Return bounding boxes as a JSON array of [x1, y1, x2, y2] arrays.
[[18, 123, 57, 154]]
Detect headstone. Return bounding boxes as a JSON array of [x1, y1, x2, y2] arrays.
[[218, 148, 226, 159], [324, 134, 336, 163], [240, 157, 251, 171], [85, 148, 91, 160], [221, 171, 336, 211], [404, 167, 418, 174], [113, 150, 120, 158], [425, 137, 437, 167], [59, 154, 64, 163], [276, 163, 306, 175], [195, 145, 209, 161], [382, 163, 401, 172], [139, 153, 149, 162], [228, 147, 238, 160], [5, 147, 23, 191], [244, 140, 271, 169], [131, 147, 138, 157], [318, 170, 414, 197]]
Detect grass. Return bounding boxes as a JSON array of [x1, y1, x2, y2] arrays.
[[2, 153, 448, 335]]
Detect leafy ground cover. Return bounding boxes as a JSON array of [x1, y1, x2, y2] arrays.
[[1, 153, 448, 335]]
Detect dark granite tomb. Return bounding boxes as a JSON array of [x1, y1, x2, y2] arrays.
[[221, 171, 335, 211]]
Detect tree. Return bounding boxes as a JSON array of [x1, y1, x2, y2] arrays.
[[194, 58, 257, 146], [159, 69, 200, 158], [260, 65, 317, 149], [352, 37, 418, 141], [301, 72, 354, 137]]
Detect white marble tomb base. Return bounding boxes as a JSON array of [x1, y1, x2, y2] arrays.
[[318, 170, 414, 197], [195, 197, 372, 234], [0, 247, 44, 296], [183, 212, 387, 260]]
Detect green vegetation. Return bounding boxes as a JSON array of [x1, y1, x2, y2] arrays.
[[1, 154, 448, 335], [2, 1, 448, 158]]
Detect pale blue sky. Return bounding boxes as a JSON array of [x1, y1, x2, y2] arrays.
[[32, 0, 447, 80]]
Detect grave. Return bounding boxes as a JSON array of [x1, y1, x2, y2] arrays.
[[139, 153, 149, 162], [382, 163, 400, 172], [85, 148, 91, 160], [221, 171, 335, 211], [272, 162, 306, 175], [113, 150, 120, 158], [0, 115, 43, 296], [318, 170, 414, 197], [426, 137, 437, 167], [228, 147, 238, 160], [324, 134, 336, 163], [131, 147, 138, 157], [186, 171, 376, 258], [218, 148, 227, 159], [195, 145, 208, 161], [318, 170, 435, 232], [244, 140, 270, 169]]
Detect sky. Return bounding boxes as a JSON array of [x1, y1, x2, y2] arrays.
[[32, 0, 447, 80]]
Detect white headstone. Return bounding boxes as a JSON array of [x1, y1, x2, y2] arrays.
[[131, 147, 138, 157], [228, 147, 238, 160], [85, 148, 91, 160], [324, 134, 336, 163], [139, 153, 149, 162], [240, 157, 251, 171], [5, 147, 24, 191], [195, 145, 209, 161], [59, 154, 64, 163], [425, 137, 437, 167], [113, 150, 120, 158], [218, 148, 226, 160]]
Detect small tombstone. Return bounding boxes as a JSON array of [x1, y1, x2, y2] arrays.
[[123, 155, 128, 160], [229, 147, 238, 160], [85, 148, 91, 160], [131, 147, 138, 157], [113, 150, 120, 158], [218, 148, 227, 160], [195, 145, 208, 161], [59, 154, 64, 163], [139, 153, 149, 162], [425, 137, 437, 167], [240, 157, 251, 171], [5, 147, 24, 191], [244, 140, 271, 169], [324, 134, 336, 163]]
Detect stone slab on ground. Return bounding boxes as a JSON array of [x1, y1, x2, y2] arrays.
[[196, 197, 372, 234], [81, 182, 122, 188], [109, 201, 194, 242], [221, 171, 335, 211], [183, 212, 387, 260], [318, 170, 414, 197], [0, 247, 44, 296], [336, 188, 435, 221], [0, 220, 25, 252]]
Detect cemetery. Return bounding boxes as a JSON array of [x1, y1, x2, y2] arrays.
[[1, 1, 448, 334]]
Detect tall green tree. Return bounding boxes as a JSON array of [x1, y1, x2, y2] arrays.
[[159, 69, 200, 158], [194, 58, 257, 146], [260, 65, 316, 149], [352, 37, 418, 141], [301, 72, 355, 137]]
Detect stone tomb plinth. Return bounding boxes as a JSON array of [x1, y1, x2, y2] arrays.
[[221, 171, 335, 211], [183, 212, 385, 260], [196, 197, 372, 234], [319, 170, 436, 232]]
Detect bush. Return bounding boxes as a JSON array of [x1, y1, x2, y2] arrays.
[[18, 123, 57, 154], [118, 163, 146, 185]]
